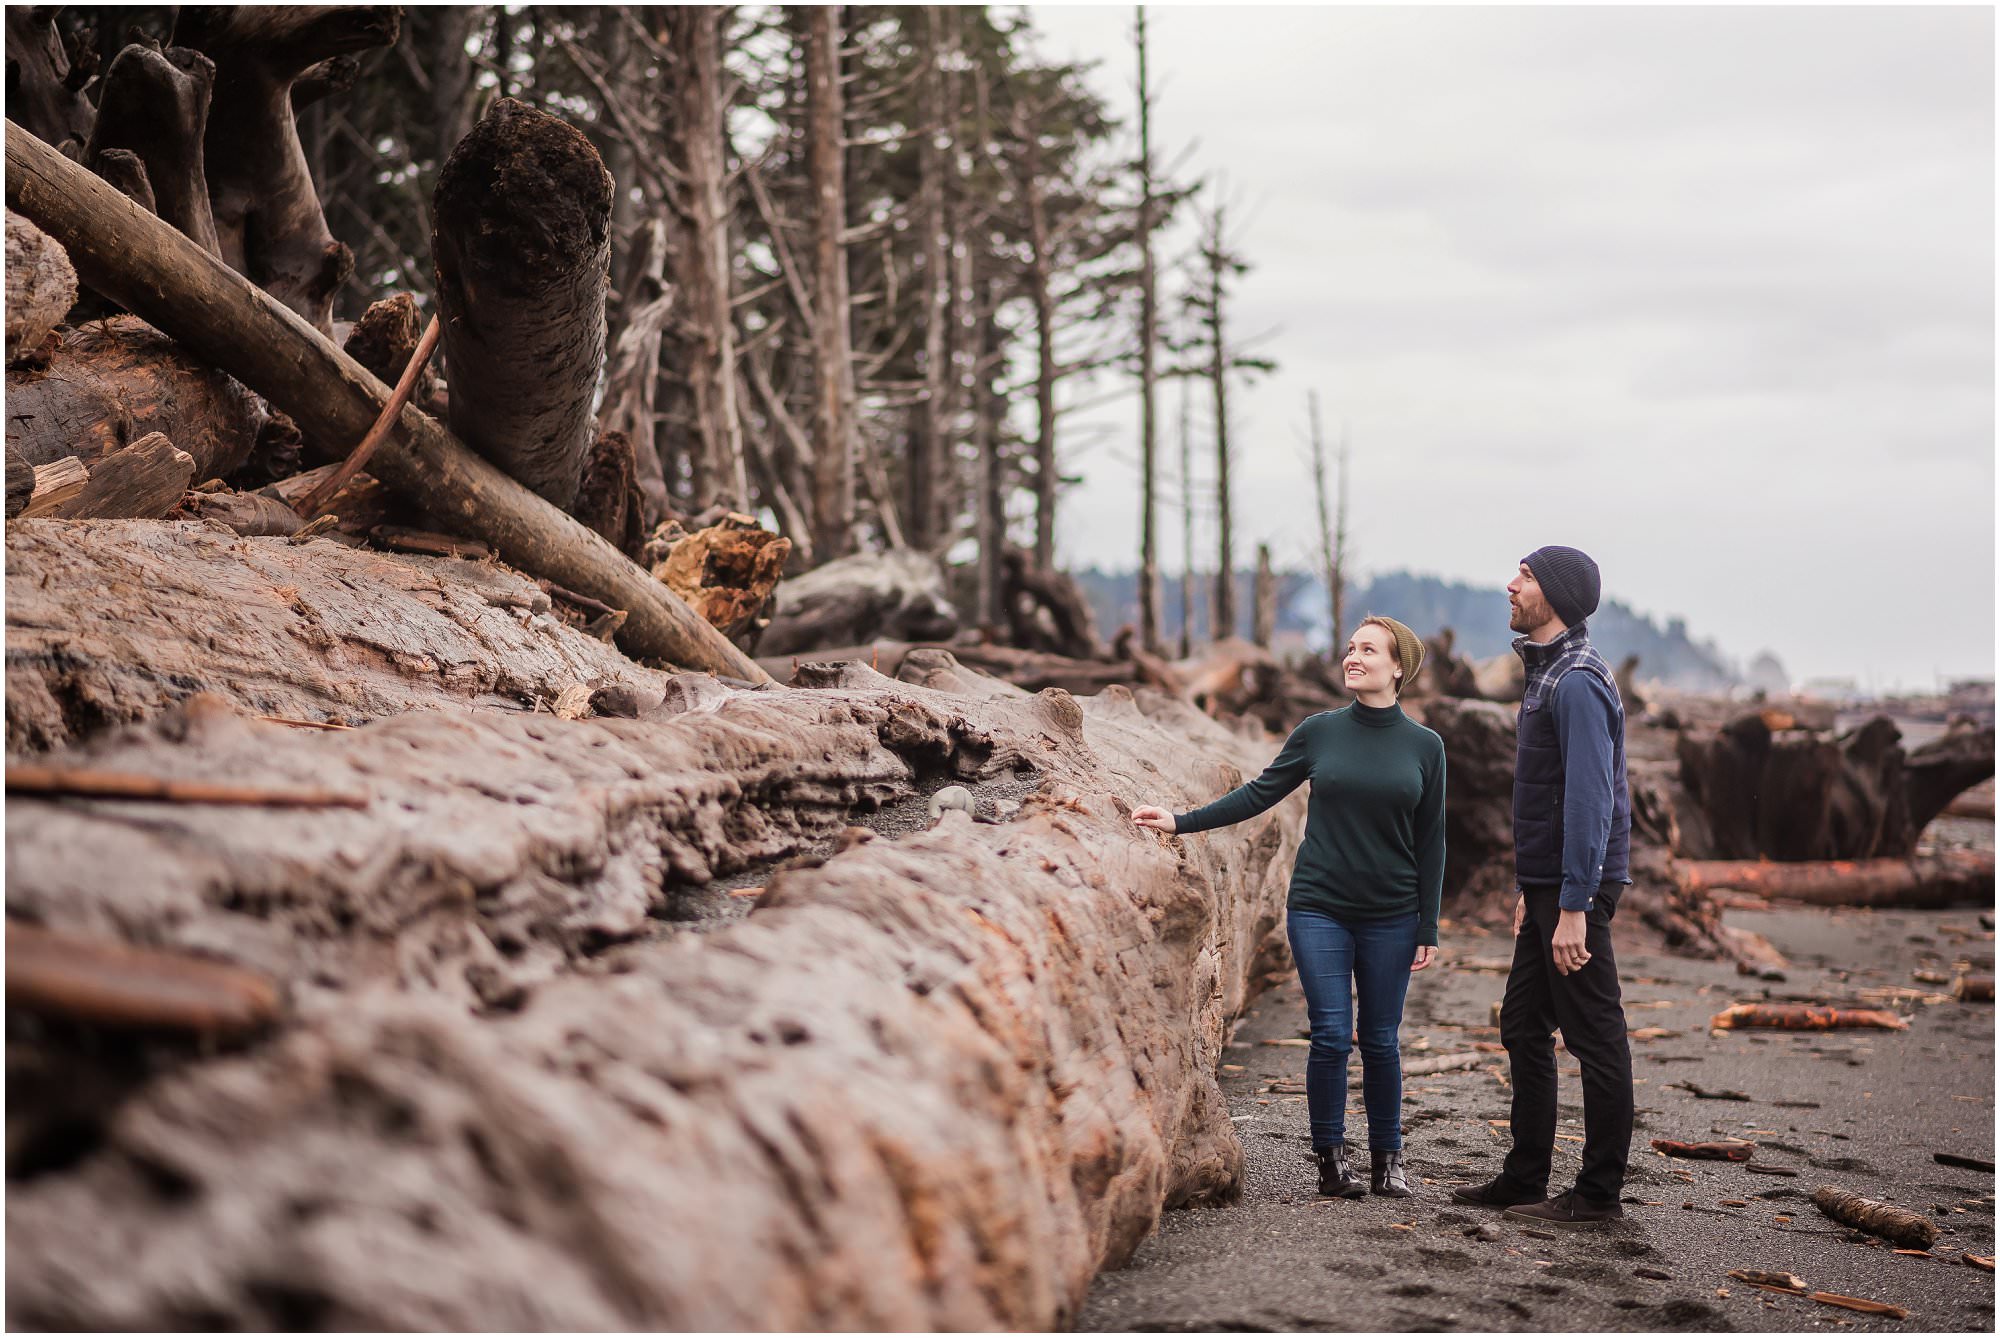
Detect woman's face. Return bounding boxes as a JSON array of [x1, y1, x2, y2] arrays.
[[1343, 625, 1400, 696]]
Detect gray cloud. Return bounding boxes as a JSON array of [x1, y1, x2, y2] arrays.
[[1029, 5, 1992, 689]]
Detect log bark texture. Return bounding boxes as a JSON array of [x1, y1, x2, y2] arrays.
[[1811, 1186, 1940, 1249], [4, 655, 1303, 1330], [432, 97, 610, 512], [5, 207, 75, 363], [6, 119, 770, 681], [3, 315, 261, 479], [4, 519, 675, 753], [34, 429, 194, 518]]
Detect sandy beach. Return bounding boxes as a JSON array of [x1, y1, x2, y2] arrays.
[[1078, 905, 1996, 1332]]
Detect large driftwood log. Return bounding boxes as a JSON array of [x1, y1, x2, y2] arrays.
[[4, 656, 1303, 1329], [999, 546, 1103, 660], [4, 519, 676, 753], [4, 207, 75, 363], [433, 97, 611, 512], [81, 42, 222, 256], [4, 442, 34, 517], [172, 6, 400, 333], [645, 511, 791, 641], [3, 316, 262, 478], [1679, 710, 1993, 860], [6, 119, 770, 682], [3, 9, 94, 155], [1673, 850, 1994, 909], [759, 548, 959, 655]]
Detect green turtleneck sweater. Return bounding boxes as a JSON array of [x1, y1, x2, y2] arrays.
[[1172, 700, 1448, 946]]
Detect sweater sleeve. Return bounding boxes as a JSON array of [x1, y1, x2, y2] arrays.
[[1553, 671, 1618, 911], [1414, 736, 1447, 947], [1172, 717, 1315, 834]]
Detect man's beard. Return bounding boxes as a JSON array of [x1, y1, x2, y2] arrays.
[[1509, 595, 1550, 633]]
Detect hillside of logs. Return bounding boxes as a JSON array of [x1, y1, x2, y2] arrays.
[[3, 7, 1993, 1329]]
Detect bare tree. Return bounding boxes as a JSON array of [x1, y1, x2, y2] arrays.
[[1134, 4, 1162, 654], [804, 5, 858, 557]]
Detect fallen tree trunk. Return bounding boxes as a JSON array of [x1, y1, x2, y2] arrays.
[[4, 519, 675, 753], [432, 97, 610, 511], [1673, 850, 1994, 909], [6, 118, 770, 682], [758, 547, 958, 656], [4, 655, 1303, 1329], [3, 315, 262, 478], [5, 207, 76, 363]]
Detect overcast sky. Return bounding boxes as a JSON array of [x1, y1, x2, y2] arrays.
[[1021, 5, 1994, 692]]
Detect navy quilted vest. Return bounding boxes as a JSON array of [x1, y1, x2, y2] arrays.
[[1512, 622, 1631, 888]]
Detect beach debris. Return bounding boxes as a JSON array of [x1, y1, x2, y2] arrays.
[[1744, 1165, 1800, 1177], [1633, 1266, 1673, 1281], [1727, 1269, 1806, 1294], [1652, 1138, 1755, 1161], [1708, 1003, 1907, 1032], [1671, 1081, 1753, 1101], [1261, 1037, 1311, 1048], [1913, 968, 1953, 986], [1808, 1292, 1907, 1320], [1933, 1151, 1994, 1174], [1673, 851, 1993, 910], [6, 919, 281, 1038], [1964, 1254, 1994, 1271], [1952, 973, 1993, 1003], [1810, 1186, 1940, 1249], [1629, 1025, 1677, 1040], [1520, 1228, 1557, 1240], [1403, 1051, 1483, 1077], [1464, 1223, 1503, 1242]]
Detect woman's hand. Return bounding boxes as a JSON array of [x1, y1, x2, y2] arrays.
[[1130, 805, 1177, 833], [1411, 945, 1436, 972]]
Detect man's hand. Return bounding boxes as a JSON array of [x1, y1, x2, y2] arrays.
[[1512, 894, 1526, 936], [1411, 945, 1436, 972], [1131, 805, 1177, 833], [1551, 909, 1591, 974]]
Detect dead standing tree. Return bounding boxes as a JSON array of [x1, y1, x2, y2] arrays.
[[172, 6, 402, 336], [804, 4, 859, 561], [1134, 4, 1163, 654], [431, 97, 610, 512]]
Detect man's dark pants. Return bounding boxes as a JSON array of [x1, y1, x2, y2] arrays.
[[1498, 884, 1634, 1205]]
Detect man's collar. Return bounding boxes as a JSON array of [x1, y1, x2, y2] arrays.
[[1513, 620, 1590, 665]]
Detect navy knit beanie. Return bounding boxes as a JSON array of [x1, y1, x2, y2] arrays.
[[1523, 545, 1600, 628]]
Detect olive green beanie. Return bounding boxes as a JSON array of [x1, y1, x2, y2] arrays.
[[1359, 614, 1426, 696]]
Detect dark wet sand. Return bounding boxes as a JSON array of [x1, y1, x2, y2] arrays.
[[1077, 906, 1996, 1333]]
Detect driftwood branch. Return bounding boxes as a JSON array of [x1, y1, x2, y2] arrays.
[[6, 119, 770, 682]]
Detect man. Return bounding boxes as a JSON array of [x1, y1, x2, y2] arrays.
[[1453, 545, 1635, 1227]]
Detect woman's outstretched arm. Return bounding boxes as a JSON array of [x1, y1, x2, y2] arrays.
[[1146, 716, 1318, 835]]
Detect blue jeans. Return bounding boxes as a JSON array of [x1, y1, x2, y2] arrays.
[[1287, 907, 1420, 1151]]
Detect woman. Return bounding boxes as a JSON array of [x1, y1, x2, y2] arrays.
[[1132, 616, 1446, 1199]]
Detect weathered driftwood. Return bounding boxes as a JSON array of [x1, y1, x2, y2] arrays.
[[758, 547, 959, 656], [294, 311, 438, 517], [172, 5, 401, 333], [1678, 711, 1992, 861], [6, 119, 770, 682], [432, 97, 610, 512], [175, 485, 308, 536], [33, 429, 194, 519], [1650, 1138, 1755, 1161], [3, 9, 94, 155], [1811, 1186, 1940, 1249], [1673, 850, 1994, 909], [82, 42, 222, 257], [5, 442, 34, 517], [5, 207, 76, 363], [341, 292, 440, 413], [4, 655, 1303, 1329], [573, 427, 646, 559], [646, 511, 791, 642], [2, 315, 262, 478], [1708, 1003, 1908, 1032], [17, 456, 89, 517], [3, 519, 676, 754], [999, 546, 1103, 660]]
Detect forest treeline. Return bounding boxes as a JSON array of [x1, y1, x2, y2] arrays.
[[16, 3, 1287, 651]]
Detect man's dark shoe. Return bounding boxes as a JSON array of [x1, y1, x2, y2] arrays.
[[1314, 1145, 1367, 1199], [1450, 1175, 1546, 1208], [1371, 1149, 1414, 1198], [1504, 1191, 1625, 1228]]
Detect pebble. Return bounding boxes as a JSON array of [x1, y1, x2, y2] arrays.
[[1464, 1223, 1504, 1242]]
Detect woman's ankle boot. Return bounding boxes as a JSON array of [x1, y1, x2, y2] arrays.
[[1315, 1145, 1367, 1199], [1371, 1149, 1414, 1198]]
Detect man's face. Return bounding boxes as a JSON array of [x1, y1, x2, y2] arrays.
[[1506, 563, 1554, 633]]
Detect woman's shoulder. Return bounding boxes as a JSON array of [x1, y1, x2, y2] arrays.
[[1401, 716, 1447, 754]]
